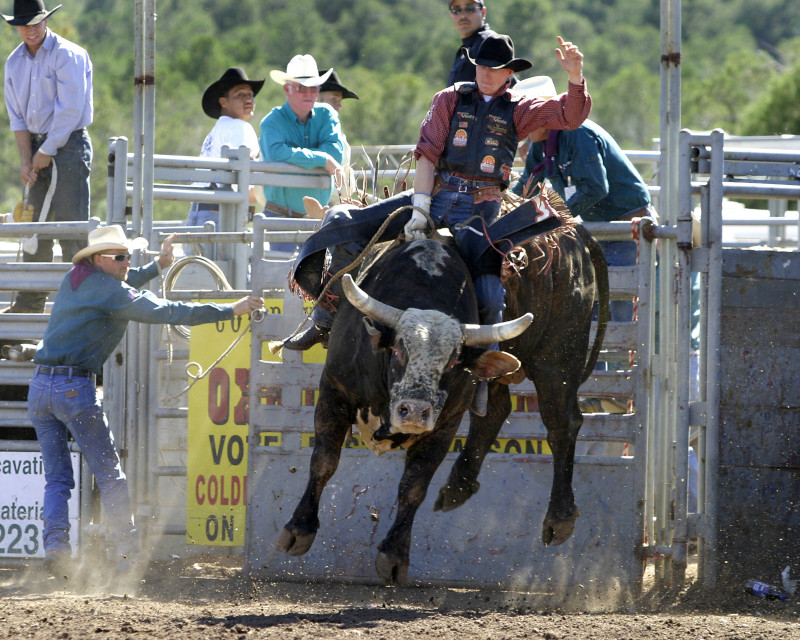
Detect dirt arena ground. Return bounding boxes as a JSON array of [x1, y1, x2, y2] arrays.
[[3, 554, 800, 639]]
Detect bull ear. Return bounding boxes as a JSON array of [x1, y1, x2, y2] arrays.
[[362, 317, 390, 352], [467, 350, 522, 381]]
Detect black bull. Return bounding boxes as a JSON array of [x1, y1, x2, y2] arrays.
[[277, 221, 609, 585]]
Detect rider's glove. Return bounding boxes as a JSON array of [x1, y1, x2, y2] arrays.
[[404, 193, 431, 242]]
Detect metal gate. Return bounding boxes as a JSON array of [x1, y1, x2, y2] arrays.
[[244, 213, 656, 598]]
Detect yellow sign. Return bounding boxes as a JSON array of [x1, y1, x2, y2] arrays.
[[185, 298, 283, 546]]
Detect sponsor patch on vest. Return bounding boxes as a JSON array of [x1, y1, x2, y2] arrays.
[[484, 137, 499, 147], [457, 111, 475, 120], [480, 155, 496, 173], [458, 121, 469, 128], [501, 164, 512, 180], [453, 129, 468, 147]]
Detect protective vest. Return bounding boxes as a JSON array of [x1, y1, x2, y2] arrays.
[[438, 83, 519, 186]]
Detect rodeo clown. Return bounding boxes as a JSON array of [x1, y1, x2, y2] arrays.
[[283, 33, 591, 413]]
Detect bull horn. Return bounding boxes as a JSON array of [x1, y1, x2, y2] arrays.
[[342, 274, 404, 329], [462, 313, 533, 346]]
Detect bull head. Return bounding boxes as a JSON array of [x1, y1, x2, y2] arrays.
[[342, 275, 532, 435]]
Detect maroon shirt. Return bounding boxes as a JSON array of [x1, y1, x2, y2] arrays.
[[415, 79, 592, 167]]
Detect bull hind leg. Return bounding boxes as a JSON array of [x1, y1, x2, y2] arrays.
[[277, 384, 352, 556], [535, 373, 584, 546], [434, 381, 511, 512]]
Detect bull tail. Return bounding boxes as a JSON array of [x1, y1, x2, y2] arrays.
[[576, 225, 610, 383]]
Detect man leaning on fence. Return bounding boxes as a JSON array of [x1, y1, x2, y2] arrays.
[[2, 0, 93, 314], [258, 54, 344, 252], [186, 66, 264, 260]]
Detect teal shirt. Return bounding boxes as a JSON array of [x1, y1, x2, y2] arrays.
[[259, 101, 344, 213], [34, 261, 234, 374], [513, 120, 650, 222]]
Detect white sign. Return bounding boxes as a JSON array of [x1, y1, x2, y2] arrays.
[[0, 451, 81, 558]]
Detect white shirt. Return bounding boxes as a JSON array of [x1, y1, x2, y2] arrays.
[[200, 115, 260, 161]]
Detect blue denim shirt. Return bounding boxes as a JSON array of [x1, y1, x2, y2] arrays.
[[34, 261, 234, 374], [513, 119, 651, 222]]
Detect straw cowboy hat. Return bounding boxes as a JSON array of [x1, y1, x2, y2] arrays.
[[202, 67, 264, 119], [269, 54, 333, 87], [318, 69, 359, 100], [2, 0, 60, 25], [466, 33, 532, 72], [514, 75, 557, 99], [72, 225, 148, 265]]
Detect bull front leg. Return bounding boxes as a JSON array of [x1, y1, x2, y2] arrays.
[[537, 376, 583, 546], [434, 381, 511, 512], [375, 417, 460, 585], [276, 382, 352, 556]]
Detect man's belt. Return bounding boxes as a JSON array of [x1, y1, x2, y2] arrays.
[[35, 365, 94, 378], [30, 128, 87, 146], [264, 201, 306, 219], [433, 175, 502, 199], [618, 204, 656, 221]]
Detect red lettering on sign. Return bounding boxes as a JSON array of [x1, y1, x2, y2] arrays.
[[208, 368, 230, 425], [195, 475, 205, 504], [234, 368, 249, 425]]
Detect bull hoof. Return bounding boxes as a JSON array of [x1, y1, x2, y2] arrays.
[[433, 480, 480, 512], [542, 506, 580, 546], [276, 525, 317, 556], [375, 550, 409, 585]]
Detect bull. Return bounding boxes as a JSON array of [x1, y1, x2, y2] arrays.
[[278, 202, 609, 583], [277, 238, 533, 583]]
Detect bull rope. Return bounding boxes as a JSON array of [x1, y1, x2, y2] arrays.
[[269, 203, 444, 355], [159, 255, 267, 402]]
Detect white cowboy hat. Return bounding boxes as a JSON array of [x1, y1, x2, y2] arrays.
[[72, 225, 149, 264], [514, 75, 557, 99], [269, 54, 333, 88]]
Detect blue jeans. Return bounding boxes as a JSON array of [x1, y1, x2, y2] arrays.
[[28, 369, 136, 556], [185, 202, 220, 260], [314, 173, 505, 331], [601, 239, 638, 322], [15, 129, 92, 313], [593, 239, 638, 372]]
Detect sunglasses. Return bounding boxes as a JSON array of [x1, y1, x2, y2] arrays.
[[289, 83, 319, 94], [98, 253, 132, 262], [450, 4, 483, 15]]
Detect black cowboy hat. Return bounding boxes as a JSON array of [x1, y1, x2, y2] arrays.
[[318, 69, 359, 100], [202, 67, 264, 119], [466, 33, 531, 72], [2, 0, 61, 25]]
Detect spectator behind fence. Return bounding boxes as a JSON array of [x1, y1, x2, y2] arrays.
[[259, 54, 344, 253], [2, 0, 93, 314], [512, 76, 655, 413], [185, 67, 264, 259], [446, 0, 496, 86], [28, 225, 264, 579], [316, 68, 359, 206]]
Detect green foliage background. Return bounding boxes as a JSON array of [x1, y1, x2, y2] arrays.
[[0, 0, 798, 219]]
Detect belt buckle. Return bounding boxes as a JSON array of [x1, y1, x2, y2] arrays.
[[458, 184, 468, 193]]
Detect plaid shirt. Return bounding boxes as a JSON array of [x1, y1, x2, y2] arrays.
[[415, 79, 591, 169]]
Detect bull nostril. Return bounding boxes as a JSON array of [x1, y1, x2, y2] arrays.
[[421, 409, 430, 421], [398, 405, 409, 419]]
